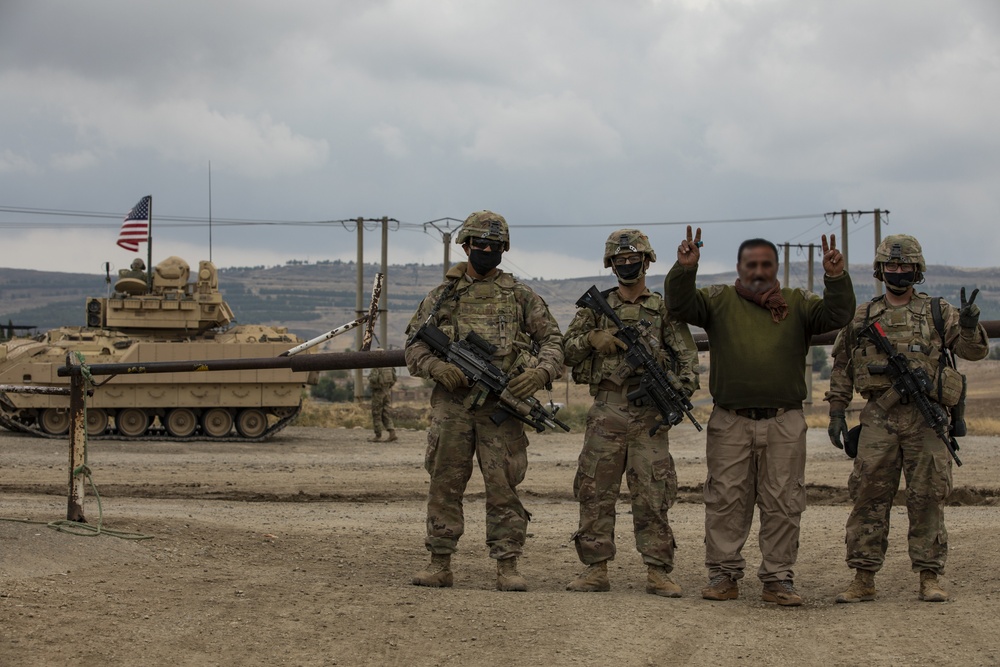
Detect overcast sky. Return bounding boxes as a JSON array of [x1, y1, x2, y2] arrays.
[[1, 1, 998, 282]]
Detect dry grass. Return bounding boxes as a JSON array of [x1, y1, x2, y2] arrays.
[[295, 399, 430, 430], [804, 407, 1000, 436], [297, 361, 1000, 437]]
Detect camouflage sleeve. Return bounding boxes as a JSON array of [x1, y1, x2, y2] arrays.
[[518, 286, 564, 382], [824, 326, 855, 412], [660, 302, 700, 395], [563, 306, 598, 368], [403, 287, 446, 379], [939, 299, 990, 361]]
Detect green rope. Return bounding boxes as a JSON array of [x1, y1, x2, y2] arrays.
[[0, 351, 154, 541]]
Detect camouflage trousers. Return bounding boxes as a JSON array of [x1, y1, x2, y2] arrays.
[[703, 407, 807, 583], [571, 394, 678, 569], [370, 389, 394, 436], [845, 400, 953, 574], [421, 384, 530, 560]]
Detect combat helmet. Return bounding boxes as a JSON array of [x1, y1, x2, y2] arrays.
[[455, 211, 510, 251], [873, 234, 925, 280], [603, 229, 656, 268]]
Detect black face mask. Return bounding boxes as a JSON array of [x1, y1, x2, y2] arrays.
[[469, 249, 502, 276], [884, 271, 916, 294], [614, 262, 644, 284]]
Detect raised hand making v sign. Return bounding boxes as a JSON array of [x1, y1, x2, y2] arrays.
[[821, 234, 844, 277], [676, 225, 702, 267]]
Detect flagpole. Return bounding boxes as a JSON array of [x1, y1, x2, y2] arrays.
[[146, 195, 153, 292], [208, 161, 213, 263]]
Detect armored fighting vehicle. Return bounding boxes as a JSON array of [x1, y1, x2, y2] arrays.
[[0, 256, 317, 441]]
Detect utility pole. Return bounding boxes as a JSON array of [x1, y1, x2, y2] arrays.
[[354, 217, 364, 400], [806, 243, 816, 404], [825, 208, 889, 296], [380, 216, 389, 350], [443, 232, 452, 279], [422, 218, 463, 279], [840, 209, 849, 271], [874, 208, 883, 297], [783, 243, 790, 287]]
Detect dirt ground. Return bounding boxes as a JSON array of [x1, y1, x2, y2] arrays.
[[3, 423, 1000, 667]]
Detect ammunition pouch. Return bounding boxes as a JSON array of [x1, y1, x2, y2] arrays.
[[571, 354, 594, 386], [935, 365, 964, 408]]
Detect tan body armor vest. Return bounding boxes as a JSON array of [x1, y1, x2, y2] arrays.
[[851, 296, 963, 406]]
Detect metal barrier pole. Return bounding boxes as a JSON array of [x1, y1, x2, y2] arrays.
[[67, 366, 87, 522]]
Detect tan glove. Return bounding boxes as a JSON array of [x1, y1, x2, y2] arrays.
[[508, 368, 549, 399], [588, 329, 628, 355], [427, 358, 467, 392]]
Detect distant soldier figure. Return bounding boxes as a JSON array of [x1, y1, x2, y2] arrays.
[[564, 229, 700, 597], [367, 366, 398, 442], [826, 234, 989, 603], [115, 258, 149, 295]]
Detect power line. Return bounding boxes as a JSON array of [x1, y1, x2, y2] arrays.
[[0, 204, 828, 231], [508, 213, 827, 229]]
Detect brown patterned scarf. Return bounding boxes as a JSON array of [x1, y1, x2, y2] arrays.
[[735, 279, 788, 323]]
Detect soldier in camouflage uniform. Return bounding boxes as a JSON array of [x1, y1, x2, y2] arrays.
[[564, 230, 699, 597], [826, 234, 988, 603], [367, 365, 397, 442], [404, 211, 564, 592]]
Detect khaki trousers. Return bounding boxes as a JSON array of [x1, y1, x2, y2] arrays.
[[703, 406, 807, 582]]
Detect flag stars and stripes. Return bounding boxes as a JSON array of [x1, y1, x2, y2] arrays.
[[117, 195, 151, 252]]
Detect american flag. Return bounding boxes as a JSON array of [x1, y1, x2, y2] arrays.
[[116, 195, 151, 252]]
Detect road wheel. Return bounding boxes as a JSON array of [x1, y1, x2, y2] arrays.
[[235, 408, 267, 438], [165, 408, 197, 438], [39, 408, 70, 435], [201, 408, 233, 438], [116, 408, 149, 438], [86, 409, 109, 435]]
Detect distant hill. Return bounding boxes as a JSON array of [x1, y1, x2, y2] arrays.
[[1, 260, 997, 349]]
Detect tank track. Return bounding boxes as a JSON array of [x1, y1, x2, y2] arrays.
[[0, 404, 300, 443]]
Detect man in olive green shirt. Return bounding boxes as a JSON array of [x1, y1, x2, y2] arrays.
[[665, 227, 854, 606]]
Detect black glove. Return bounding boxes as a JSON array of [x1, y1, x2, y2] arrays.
[[828, 410, 848, 450], [959, 287, 980, 330]]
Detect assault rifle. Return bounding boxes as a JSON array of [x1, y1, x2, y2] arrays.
[[861, 321, 962, 466], [575, 285, 701, 435], [409, 322, 569, 433]]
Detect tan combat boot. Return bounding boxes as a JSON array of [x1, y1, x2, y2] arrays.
[[411, 553, 453, 588], [646, 565, 682, 598], [367, 433, 382, 443], [835, 569, 876, 603], [919, 570, 949, 602], [386, 430, 398, 442], [566, 561, 610, 592], [496, 556, 528, 592]]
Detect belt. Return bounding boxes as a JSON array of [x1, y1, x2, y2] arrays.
[[595, 379, 641, 405], [732, 407, 780, 420]]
